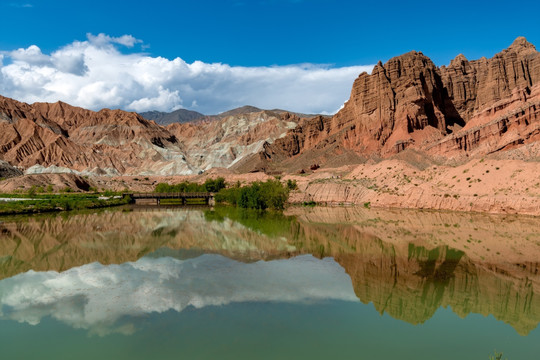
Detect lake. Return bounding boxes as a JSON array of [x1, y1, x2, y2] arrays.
[[0, 205, 539, 359]]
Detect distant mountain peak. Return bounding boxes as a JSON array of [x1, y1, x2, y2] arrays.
[[140, 108, 205, 125], [216, 105, 262, 117]]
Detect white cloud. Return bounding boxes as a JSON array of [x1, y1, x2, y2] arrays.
[[128, 86, 182, 112], [0, 254, 356, 335], [86, 33, 143, 48], [0, 33, 373, 114], [9, 45, 49, 65], [8, 3, 33, 8]]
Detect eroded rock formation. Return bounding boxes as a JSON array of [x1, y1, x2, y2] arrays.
[[0, 97, 302, 176], [253, 37, 540, 172]]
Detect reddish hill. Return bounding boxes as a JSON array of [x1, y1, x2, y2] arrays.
[[241, 37, 540, 173], [0, 97, 178, 175], [0, 97, 305, 176]]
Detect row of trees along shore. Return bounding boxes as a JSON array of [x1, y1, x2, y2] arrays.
[[154, 178, 297, 210]]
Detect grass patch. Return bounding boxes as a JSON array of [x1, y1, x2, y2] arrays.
[[0, 193, 130, 215]]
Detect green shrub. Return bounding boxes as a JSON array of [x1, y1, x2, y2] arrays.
[[287, 179, 298, 190], [215, 179, 289, 210], [204, 177, 226, 193]]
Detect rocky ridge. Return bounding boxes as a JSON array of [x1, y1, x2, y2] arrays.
[[250, 37, 540, 173], [0, 97, 304, 176]]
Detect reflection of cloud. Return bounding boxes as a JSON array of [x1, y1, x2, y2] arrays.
[[0, 254, 356, 336]]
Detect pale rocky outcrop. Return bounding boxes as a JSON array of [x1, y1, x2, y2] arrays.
[[167, 110, 300, 171]]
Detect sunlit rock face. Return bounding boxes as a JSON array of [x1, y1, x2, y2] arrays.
[[253, 37, 540, 172], [166, 110, 300, 171]]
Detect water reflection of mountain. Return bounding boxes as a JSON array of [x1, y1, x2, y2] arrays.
[[0, 208, 297, 279], [0, 206, 539, 334], [286, 207, 540, 335]]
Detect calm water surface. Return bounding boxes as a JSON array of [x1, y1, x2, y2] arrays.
[[0, 205, 539, 359]]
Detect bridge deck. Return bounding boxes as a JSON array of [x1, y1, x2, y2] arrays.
[[128, 192, 214, 199], [125, 192, 215, 205]]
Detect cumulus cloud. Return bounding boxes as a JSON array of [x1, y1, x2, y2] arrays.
[[0, 33, 373, 114], [9, 45, 49, 65], [0, 254, 356, 336]]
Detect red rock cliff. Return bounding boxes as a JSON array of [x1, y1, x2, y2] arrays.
[[255, 37, 540, 172]]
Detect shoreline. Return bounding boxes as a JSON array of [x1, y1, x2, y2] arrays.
[[286, 201, 540, 219], [1, 157, 540, 217]]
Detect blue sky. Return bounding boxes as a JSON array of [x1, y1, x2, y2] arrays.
[[1, 0, 539, 114], [3, 0, 538, 66]]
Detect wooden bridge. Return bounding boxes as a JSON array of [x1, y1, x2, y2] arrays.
[[125, 192, 215, 206]]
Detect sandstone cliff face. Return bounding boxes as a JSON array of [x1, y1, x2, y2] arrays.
[[256, 37, 540, 172], [440, 37, 540, 121], [427, 86, 540, 158]]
